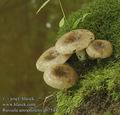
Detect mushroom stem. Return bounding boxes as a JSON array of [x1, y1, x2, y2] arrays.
[[75, 50, 87, 61]]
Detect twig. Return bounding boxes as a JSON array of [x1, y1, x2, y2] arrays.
[[58, 0, 66, 19], [36, 0, 50, 14], [58, 0, 70, 28]]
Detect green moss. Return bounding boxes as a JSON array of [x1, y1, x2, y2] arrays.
[[103, 111, 112, 115], [55, 61, 120, 115], [55, 0, 120, 115]]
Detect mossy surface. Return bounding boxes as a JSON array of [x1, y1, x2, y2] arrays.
[[55, 0, 120, 115]]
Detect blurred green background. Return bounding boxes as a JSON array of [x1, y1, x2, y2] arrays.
[[0, 0, 87, 114]]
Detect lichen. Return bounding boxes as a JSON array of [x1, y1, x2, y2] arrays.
[[55, 0, 120, 115]]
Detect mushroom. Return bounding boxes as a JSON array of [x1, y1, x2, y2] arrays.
[[36, 47, 71, 72], [75, 50, 87, 61], [55, 29, 95, 54], [86, 40, 113, 59], [43, 64, 78, 89]]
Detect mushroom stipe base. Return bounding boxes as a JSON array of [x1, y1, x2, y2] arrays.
[[54, 0, 120, 115]]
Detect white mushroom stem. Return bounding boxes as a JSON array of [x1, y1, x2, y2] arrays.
[[75, 50, 87, 61]]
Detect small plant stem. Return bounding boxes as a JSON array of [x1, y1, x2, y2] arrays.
[[58, 0, 66, 19], [58, 0, 70, 29], [36, 0, 50, 14]]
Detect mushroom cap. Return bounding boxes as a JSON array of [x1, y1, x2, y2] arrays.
[[86, 40, 113, 59], [43, 64, 78, 89], [36, 47, 71, 72], [55, 29, 95, 54]]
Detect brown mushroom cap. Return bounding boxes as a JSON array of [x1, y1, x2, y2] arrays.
[[43, 64, 78, 89], [36, 47, 71, 72], [55, 29, 95, 54], [86, 40, 113, 59]]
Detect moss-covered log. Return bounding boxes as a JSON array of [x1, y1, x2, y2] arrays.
[[55, 0, 120, 115]]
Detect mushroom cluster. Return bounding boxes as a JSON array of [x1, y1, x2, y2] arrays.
[[36, 29, 113, 90]]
